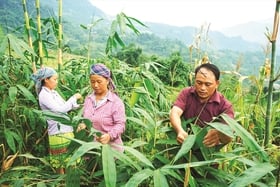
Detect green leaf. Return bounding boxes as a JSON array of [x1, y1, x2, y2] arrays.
[[102, 144, 116, 187], [16, 84, 36, 103], [207, 122, 234, 138], [36, 182, 47, 187], [79, 24, 88, 30], [0, 37, 8, 56], [144, 79, 156, 98], [8, 86, 17, 103], [229, 162, 275, 187], [111, 148, 142, 171], [221, 114, 269, 162], [124, 146, 154, 169], [4, 129, 17, 153], [67, 141, 101, 166], [42, 110, 71, 125], [125, 168, 154, 187], [192, 125, 216, 160], [113, 32, 125, 47], [172, 134, 196, 164], [128, 82, 142, 107], [153, 169, 169, 187]]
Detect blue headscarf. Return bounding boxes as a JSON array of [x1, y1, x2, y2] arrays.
[[30, 67, 57, 94], [90, 63, 116, 91]]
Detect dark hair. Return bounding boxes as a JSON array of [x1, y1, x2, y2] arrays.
[[194, 63, 220, 80], [41, 76, 52, 86]]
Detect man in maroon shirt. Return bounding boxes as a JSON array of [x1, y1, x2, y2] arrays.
[[169, 63, 234, 147]]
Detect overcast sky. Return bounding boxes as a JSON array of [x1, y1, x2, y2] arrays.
[[90, 0, 275, 30]]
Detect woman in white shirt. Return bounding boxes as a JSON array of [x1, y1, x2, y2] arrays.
[[31, 67, 82, 174]]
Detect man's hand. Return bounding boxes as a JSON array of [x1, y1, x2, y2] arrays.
[[203, 129, 220, 147], [177, 130, 188, 144]]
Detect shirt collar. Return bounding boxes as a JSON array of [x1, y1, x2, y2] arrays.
[[42, 86, 56, 94], [89, 91, 114, 101]]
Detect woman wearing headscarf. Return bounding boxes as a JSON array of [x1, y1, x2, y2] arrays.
[[31, 67, 82, 174], [83, 63, 126, 152]]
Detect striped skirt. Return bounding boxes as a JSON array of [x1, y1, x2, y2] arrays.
[[48, 132, 74, 169]]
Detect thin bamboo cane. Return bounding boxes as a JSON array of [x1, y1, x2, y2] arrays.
[[35, 0, 43, 66], [57, 0, 63, 72], [22, 0, 36, 73], [264, 0, 280, 147]]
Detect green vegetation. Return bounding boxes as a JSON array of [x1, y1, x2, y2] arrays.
[[0, 0, 280, 186]]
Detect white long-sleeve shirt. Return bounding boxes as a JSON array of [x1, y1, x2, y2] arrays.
[[39, 86, 79, 135]]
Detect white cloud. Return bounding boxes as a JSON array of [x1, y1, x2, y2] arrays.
[[90, 0, 275, 30]]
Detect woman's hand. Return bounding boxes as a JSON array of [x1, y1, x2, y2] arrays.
[[96, 133, 111, 144], [74, 93, 82, 100], [76, 123, 87, 132]]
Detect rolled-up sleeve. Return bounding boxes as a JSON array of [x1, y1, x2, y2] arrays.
[[39, 88, 78, 113], [108, 99, 126, 140]]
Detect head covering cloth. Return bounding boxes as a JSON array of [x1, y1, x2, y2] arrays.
[[30, 67, 57, 94], [90, 63, 116, 91]]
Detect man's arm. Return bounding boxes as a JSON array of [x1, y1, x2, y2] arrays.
[[169, 106, 188, 144]]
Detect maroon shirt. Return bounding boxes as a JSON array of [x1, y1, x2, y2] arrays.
[[172, 87, 234, 127]]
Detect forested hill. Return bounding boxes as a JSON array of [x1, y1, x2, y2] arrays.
[[0, 0, 276, 76]]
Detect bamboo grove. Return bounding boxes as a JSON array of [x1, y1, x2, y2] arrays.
[[0, 0, 280, 186]]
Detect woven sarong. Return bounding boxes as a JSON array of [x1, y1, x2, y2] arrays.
[[48, 132, 74, 169]]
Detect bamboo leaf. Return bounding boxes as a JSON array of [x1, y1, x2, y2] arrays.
[[113, 32, 125, 47], [221, 114, 269, 161], [163, 159, 219, 170], [7, 34, 36, 58], [172, 134, 196, 164], [36, 182, 47, 187], [126, 117, 148, 129], [128, 82, 142, 107], [133, 107, 156, 127], [102, 144, 116, 187], [4, 129, 16, 153], [79, 24, 88, 30], [229, 162, 275, 187], [153, 169, 169, 187], [124, 146, 154, 169], [125, 168, 154, 187], [207, 122, 234, 138], [160, 167, 184, 183], [0, 37, 8, 56], [144, 79, 156, 98], [16, 84, 36, 103], [111, 148, 142, 171], [117, 13, 126, 34], [67, 141, 101, 166], [42, 110, 71, 125], [18, 153, 50, 166], [191, 125, 216, 160], [8, 86, 17, 104]]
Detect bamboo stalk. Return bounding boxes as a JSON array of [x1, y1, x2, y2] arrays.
[[22, 0, 36, 73], [35, 0, 43, 66], [264, 0, 280, 147], [57, 0, 63, 72]]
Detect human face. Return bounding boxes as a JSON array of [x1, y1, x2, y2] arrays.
[[90, 74, 109, 96], [194, 67, 219, 102], [44, 74, 58, 90]]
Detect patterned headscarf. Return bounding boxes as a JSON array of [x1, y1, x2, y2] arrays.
[[90, 63, 116, 91], [30, 67, 57, 94]]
